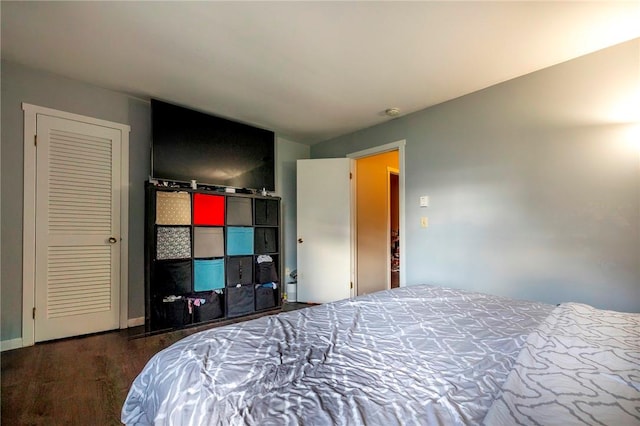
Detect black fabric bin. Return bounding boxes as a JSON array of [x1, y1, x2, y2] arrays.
[[254, 228, 277, 253], [193, 292, 224, 322], [226, 256, 253, 286], [226, 285, 255, 317], [255, 287, 277, 311], [152, 259, 192, 296], [255, 261, 278, 284], [152, 298, 191, 330], [254, 199, 278, 226]]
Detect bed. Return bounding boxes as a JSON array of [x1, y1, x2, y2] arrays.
[[121, 285, 640, 425]]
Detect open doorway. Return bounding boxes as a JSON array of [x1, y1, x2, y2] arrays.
[[389, 167, 400, 289], [352, 150, 399, 296], [296, 140, 405, 304]]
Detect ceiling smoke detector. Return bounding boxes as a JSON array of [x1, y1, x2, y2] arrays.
[[385, 107, 401, 117]]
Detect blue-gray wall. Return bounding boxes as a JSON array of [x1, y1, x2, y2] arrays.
[[0, 61, 308, 342], [1, 60, 150, 341], [275, 138, 310, 280], [2, 38, 638, 345], [313, 39, 640, 312]]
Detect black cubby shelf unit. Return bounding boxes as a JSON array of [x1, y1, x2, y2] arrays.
[[144, 182, 282, 333]]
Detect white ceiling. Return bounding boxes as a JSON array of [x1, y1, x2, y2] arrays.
[[2, 1, 639, 144]]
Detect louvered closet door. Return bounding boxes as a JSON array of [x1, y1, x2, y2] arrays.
[[34, 115, 121, 342]]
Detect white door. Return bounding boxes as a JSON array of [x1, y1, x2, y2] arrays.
[[296, 158, 352, 303], [34, 115, 122, 342]]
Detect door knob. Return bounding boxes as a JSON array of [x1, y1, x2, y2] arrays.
[[298, 238, 303, 244], [108, 237, 118, 244]]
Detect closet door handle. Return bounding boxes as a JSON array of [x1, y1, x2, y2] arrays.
[[108, 237, 118, 244]]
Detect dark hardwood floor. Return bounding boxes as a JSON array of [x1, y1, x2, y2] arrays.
[[1, 302, 311, 425]]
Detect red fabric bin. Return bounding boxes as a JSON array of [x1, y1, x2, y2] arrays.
[[193, 194, 225, 225]]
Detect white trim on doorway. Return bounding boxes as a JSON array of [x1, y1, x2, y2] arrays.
[[347, 140, 406, 290], [21, 103, 130, 348], [387, 166, 400, 291]]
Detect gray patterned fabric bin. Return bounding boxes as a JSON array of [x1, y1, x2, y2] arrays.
[[156, 227, 191, 260]]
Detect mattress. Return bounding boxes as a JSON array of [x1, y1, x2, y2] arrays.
[[122, 285, 554, 425]]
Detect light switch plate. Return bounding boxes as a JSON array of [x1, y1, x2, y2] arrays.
[[420, 196, 429, 207], [420, 217, 429, 228]]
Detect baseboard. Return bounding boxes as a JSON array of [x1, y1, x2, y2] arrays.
[[2, 320, 144, 349], [1, 338, 24, 352], [127, 317, 145, 328]]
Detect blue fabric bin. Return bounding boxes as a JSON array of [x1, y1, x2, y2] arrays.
[[226, 227, 254, 255], [194, 259, 225, 291]]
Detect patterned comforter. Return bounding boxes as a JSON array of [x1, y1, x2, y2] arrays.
[[123, 285, 570, 425], [484, 303, 640, 425]]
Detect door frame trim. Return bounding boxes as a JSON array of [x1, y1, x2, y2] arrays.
[[386, 166, 400, 291], [347, 140, 406, 293], [21, 103, 130, 347]]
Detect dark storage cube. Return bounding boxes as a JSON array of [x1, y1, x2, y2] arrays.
[[193, 227, 224, 258], [194, 259, 225, 291], [254, 228, 277, 253], [255, 286, 277, 311], [152, 298, 191, 329], [254, 199, 279, 226], [226, 197, 253, 226], [193, 292, 224, 322], [255, 261, 279, 284], [226, 256, 253, 286], [227, 227, 254, 255], [152, 260, 192, 295], [193, 194, 225, 225], [156, 226, 191, 260], [226, 285, 255, 317], [146, 183, 282, 332]]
